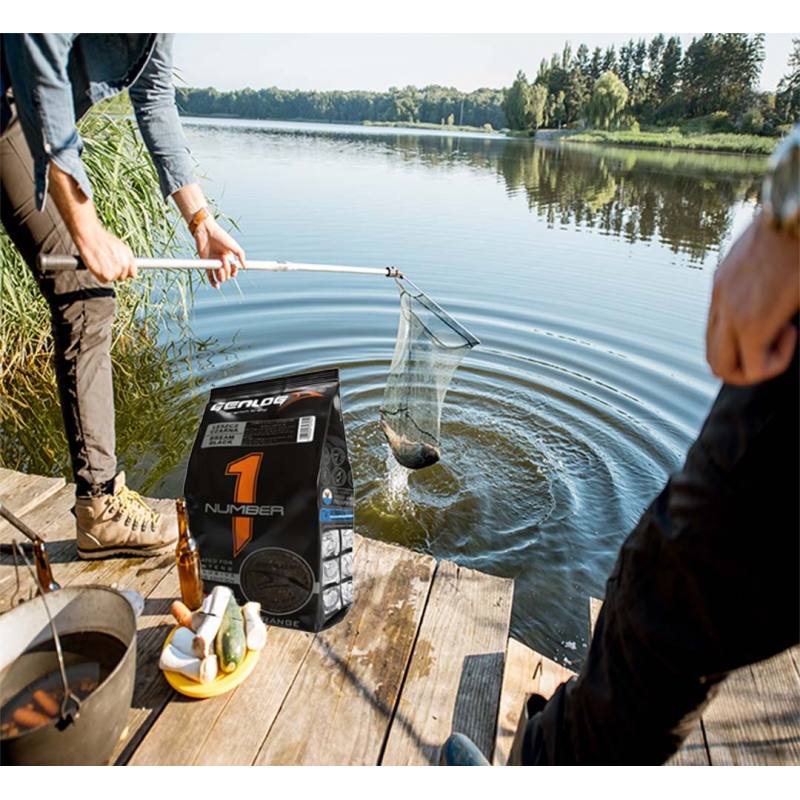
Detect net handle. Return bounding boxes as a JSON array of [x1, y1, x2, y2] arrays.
[[38, 254, 403, 278], [37, 256, 478, 345]]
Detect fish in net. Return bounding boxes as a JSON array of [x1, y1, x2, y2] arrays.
[[380, 278, 479, 470]]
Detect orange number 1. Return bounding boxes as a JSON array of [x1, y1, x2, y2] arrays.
[[226, 453, 263, 557]]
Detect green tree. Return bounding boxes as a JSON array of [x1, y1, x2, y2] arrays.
[[618, 40, 633, 87], [586, 71, 629, 129], [718, 33, 765, 116], [562, 42, 572, 70], [656, 36, 682, 105], [530, 84, 548, 130], [602, 46, 618, 75], [549, 90, 567, 129], [681, 34, 764, 118], [565, 59, 590, 126], [776, 37, 800, 123], [647, 34, 666, 90], [590, 47, 603, 81], [503, 70, 534, 130], [630, 39, 648, 109], [575, 43, 591, 81], [680, 34, 717, 115]]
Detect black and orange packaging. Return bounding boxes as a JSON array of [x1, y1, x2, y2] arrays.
[[184, 369, 355, 633]]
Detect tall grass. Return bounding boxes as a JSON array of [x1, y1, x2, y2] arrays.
[[0, 96, 204, 485]]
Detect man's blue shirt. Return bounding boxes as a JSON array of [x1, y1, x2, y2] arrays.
[[1, 33, 195, 210]]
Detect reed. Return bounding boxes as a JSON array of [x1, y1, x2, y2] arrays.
[[0, 96, 203, 485]]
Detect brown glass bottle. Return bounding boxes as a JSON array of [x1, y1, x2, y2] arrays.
[[175, 498, 204, 611]]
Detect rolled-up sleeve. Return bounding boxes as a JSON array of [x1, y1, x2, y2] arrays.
[[128, 34, 196, 200], [3, 33, 93, 210]]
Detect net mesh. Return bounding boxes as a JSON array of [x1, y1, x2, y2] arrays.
[[380, 278, 479, 470]]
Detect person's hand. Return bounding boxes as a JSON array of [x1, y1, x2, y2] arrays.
[[706, 213, 799, 385], [47, 161, 137, 283], [192, 215, 247, 289], [74, 223, 138, 283]]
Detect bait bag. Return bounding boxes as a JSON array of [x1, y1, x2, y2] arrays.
[[184, 368, 355, 633]]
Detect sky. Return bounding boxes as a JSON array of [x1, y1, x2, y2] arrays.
[[171, 32, 797, 95], [5, 5, 797, 94]]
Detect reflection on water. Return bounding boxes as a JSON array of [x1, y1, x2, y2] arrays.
[[185, 118, 763, 262], [497, 141, 763, 262], [7, 119, 766, 667]]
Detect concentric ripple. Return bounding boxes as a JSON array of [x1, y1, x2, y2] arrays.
[[163, 274, 716, 666], [142, 119, 737, 668]]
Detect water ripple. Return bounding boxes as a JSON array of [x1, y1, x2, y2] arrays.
[[148, 122, 728, 667]]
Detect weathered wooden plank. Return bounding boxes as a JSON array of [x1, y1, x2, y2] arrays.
[[789, 646, 800, 682], [493, 637, 576, 765], [589, 596, 602, 638], [752, 646, 800, 764], [0, 497, 84, 610], [0, 469, 36, 497], [0, 495, 175, 611], [703, 664, 780, 765], [0, 483, 75, 543], [112, 565, 186, 764], [4, 468, 796, 769], [381, 560, 514, 766], [0, 471, 67, 529], [745, 648, 800, 765], [666, 724, 709, 766], [0, 486, 76, 603], [702, 648, 800, 766], [250, 536, 437, 766], [192, 627, 315, 765], [0, 467, 21, 491], [126, 552, 316, 767]]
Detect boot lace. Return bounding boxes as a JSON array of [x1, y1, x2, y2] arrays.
[[108, 485, 162, 532]]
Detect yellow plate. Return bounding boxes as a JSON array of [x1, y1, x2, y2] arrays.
[[161, 625, 260, 698]]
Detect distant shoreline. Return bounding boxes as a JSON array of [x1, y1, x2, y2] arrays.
[[179, 112, 500, 135], [178, 112, 778, 155]]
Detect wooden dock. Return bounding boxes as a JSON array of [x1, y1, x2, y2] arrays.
[[1, 467, 798, 766]]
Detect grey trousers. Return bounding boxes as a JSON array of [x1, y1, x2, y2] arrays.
[[1, 107, 117, 494], [521, 336, 800, 764]]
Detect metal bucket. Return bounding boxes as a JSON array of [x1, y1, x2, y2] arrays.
[[0, 585, 137, 766]]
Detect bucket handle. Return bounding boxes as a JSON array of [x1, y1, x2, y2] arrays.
[[8, 541, 82, 725]]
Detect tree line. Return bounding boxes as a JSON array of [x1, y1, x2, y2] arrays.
[[176, 34, 800, 135], [176, 84, 506, 130], [504, 34, 798, 135]]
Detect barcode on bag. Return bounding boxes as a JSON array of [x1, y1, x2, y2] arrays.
[[297, 416, 316, 443]]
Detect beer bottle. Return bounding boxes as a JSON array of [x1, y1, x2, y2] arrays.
[[175, 498, 204, 611]]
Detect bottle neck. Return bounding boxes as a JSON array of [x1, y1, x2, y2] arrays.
[[176, 500, 194, 549]]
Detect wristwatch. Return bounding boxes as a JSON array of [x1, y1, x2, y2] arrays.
[[761, 126, 800, 237]]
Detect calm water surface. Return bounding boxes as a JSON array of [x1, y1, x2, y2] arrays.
[[147, 119, 765, 666]]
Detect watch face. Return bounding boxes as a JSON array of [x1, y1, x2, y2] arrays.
[[764, 128, 800, 234]]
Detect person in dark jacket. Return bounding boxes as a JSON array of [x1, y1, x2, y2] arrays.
[[442, 124, 800, 766]]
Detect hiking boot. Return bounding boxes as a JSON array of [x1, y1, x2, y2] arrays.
[[75, 471, 177, 560], [439, 733, 491, 766]]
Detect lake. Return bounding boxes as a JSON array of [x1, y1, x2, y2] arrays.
[[31, 119, 775, 667]]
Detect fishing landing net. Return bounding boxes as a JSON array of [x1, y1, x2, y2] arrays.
[[380, 278, 479, 470]]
